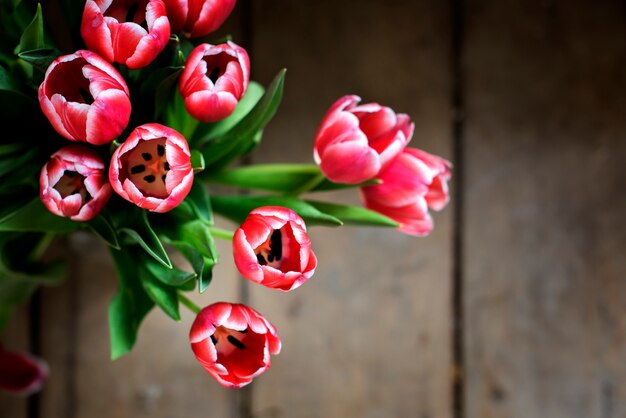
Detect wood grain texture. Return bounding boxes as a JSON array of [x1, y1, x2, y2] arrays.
[[463, 1, 626, 417], [247, 2, 454, 417]]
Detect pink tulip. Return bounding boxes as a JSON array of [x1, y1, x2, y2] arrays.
[[38, 50, 131, 145], [40, 145, 113, 221], [164, 0, 236, 38], [233, 206, 317, 291], [109, 123, 193, 212], [190, 302, 281, 388], [314, 95, 414, 184], [81, 0, 170, 69], [178, 42, 249, 123], [0, 346, 48, 396], [361, 148, 451, 236]]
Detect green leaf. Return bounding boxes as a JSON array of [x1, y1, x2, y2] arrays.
[[145, 259, 195, 288], [0, 65, 21, 91], [164, 91, 198, 140], [201, 69, 286, 170], [15, 3, 44, 54], [184, 181, 213, 225], [167, 240, 214, 293], [17, 48, 60, 73], [191, 81, 264, 145], [108, 248, 155, 360], [141, 65, 183, 120], [0, 199, 80, 233], [211, 194, 342, 226], [87, 214, 120, 249], [206, 164, 323, 193], [139, 265, 180, 321], [0, 304, 13, 332], [118, 210, 172, 268], [191, 150, 205, 172], [305, 200, 399, 227]]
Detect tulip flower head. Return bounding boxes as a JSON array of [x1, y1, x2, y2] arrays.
[[190, 302, 281, 388], [164, 0, 236, 38], [361, 148, 451, 236], [109, 123, 193, 212], [40, 145, 113, 221], [179, 42, 250, 123], [0, 346, 49, 396], [81, 0, 171, 69], [314, 95, 414, 184], [233, 206, 317, 291], [38, 50, 131, 145]]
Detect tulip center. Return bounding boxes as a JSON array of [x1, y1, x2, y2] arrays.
[[254, 229, 283, 268], [211, 326, 249, 355], [107, 0, 148, 29], [54, 171, 90, 203], [203, 52, 236, 85], [124, 138, 170, 198]]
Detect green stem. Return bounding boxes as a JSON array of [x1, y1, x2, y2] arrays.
[[209, 226, 235, 240], [178, 292, 201, 314], [31, 233, 55, 262]]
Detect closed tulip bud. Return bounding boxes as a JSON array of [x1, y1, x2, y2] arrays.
[[109, 123, 193, 212], [0, 346, 49, 396], [361, 148, 451, 236], [178, 42, 249, 123], [314, 95, 414, 184], [38, 50, 131, 145], [190, 302, 281, 388], [164, 0, 236, 38], [81, 0, 170, 69], [233, 206, 317, 291], [40, 145, 113, 221]]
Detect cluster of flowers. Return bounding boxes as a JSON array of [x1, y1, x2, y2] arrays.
[[0, 0, 451, 394]]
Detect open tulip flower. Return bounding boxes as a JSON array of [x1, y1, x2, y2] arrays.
[[38, 50, 131, 145], [233, 206, 317, 291], [361, 147, 452, 236], [81, 0, 170, 69], [190, 302, 281, 388], [164, 0, 236, 38], [314, 95, 414, 184], [0, 346, 49, 396], [109, 123, 193, 212], [40, 145, 113, 221], [178, 41, 250, 123]]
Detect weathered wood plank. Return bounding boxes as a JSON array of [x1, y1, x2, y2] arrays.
[[0, 304, 29, 418], [464, 1, 626, 417], [248, 1, 454, 417]]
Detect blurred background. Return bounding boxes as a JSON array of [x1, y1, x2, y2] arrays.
[[1, 0, 625, 417]]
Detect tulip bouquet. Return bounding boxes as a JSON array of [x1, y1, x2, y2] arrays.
[[0, 0, 451, 393]]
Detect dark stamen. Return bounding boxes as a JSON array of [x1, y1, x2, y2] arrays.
[[268, 254, 275, 263], [65, 171, 76, 177], [130, 165, 145, 174], [227, 335, 247, 350], [161, 174, 167, 183], [164, 162, 170, 171], [142, 152, 152, 161], [144, 175, 155, 183], [208, 67, 221, 84], [210, 335, 217, 345], [270, 229, 282, 261], [78, 87, 93, 105], [256, 253, 267, 266], [240, 328, 248, 334], [125, 1, 139, 22], [157, 144, 165, 157], [71, 188, 81, 195]]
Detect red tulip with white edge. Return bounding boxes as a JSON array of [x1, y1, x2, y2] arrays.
[[109, 123, 193, 213], [0, 346, 49, 396], [40, 145, 113, 221], [314, 95, 414, 184], [178, 42, 250, 123], [81, 0, 171, 69], [163, 0, 236, 38], [38, 50, 131, 145], [233, 206, 317, 292], [190, 302, 281, 388], [361, 147, 452, 236]]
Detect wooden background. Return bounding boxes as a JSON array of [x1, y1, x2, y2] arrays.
[[2, 0, 626, 417]]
